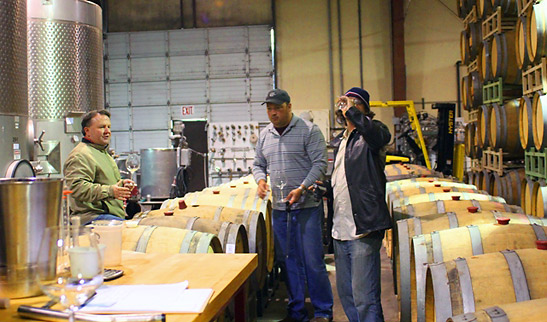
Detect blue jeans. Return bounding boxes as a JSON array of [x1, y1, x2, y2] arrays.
[[92, 214, 124, 222], [334, 231, 384, 322], [273, 205, 333, 321]]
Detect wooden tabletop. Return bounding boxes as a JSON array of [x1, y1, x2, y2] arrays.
[[3, 251, 257, 322]]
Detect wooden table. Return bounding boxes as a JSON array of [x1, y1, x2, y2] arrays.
[[3, 251, 257, 322]]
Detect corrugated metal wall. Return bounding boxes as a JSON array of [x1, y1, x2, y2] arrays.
[[104, 25, 273, 153]]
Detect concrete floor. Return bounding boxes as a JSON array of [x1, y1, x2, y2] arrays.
[[257, 247, 399, 322]]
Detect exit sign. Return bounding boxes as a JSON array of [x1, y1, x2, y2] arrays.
[[181, 105, 194, 115]]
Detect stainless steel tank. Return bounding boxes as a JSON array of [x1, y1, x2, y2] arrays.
[[0, 0, 32, 177], [141, 149, 179, 199], [0, 178, 63, 298], [27, 0, 103, 175]]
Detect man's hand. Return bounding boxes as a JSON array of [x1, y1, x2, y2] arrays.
[[286, 187, 304, 205], [113, 180, 131, 200], [122, 179, 136, 189], [257, 179, 269, 199]]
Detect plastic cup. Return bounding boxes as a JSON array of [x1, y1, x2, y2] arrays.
[[91, 220, 123, 266], [68, 245, 104, 278]]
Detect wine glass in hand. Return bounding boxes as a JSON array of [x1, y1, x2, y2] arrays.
[[125, 153, 140, 183], [271, 170, 288, 206], [36, 226, 104, 322]]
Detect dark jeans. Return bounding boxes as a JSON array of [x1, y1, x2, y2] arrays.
[[273, 205, 333, 321], [334, 231, 384, 322]]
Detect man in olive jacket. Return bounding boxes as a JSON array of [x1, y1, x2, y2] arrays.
[[64, 110, 134, 224]]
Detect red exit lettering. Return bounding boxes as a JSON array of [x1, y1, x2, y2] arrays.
[[181, 106, 194, 115]]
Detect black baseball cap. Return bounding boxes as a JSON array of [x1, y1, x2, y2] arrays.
[[262, 89, 291, 105]]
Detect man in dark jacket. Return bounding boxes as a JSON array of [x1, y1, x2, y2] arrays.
[[324, 87, 391, 322]]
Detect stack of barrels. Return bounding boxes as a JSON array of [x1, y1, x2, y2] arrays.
[[460, 1, 545, 214], [385, 162, 547, 322], [122, 174, 269, 320]]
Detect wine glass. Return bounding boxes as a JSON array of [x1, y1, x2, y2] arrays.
[[125, 153, 140, 184], [270, 169, 288, 206], [35, 226, 104, 322]]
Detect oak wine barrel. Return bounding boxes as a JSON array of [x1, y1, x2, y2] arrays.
[[526, 1, 547, 64], [143, 204, 268, 288], [137, 216, 249, 254], [532, 91, 547, 150], [426, 248, 547, 322], [491, 30, 521, 85], [387, 180, 476, 193], [387, 187, 481, 209], [492, 0, 519, 17], [489, 100, 524, 158], [492, 168, 525, 205], [470, 71, 483, 108], [521, 176, 536, 215], [384, 164, 437, 181], [519, 95, 535, 149], [461, 29, 470, 65], [532, 179, 547, 217], [478, 0, 493, 19], [122, 225, 223, 254], [480, 40, 493, 82], [448, 298, 547, 322], [477, 105, 491, 148], [464, 122, 475, 157], [397, 215, 547, 322], [461, 75, 470, 111], [481, 169, 495, 194], [390, 192, 505, 210], [516, 14, 531, 69], [468, 22, 483, 62]]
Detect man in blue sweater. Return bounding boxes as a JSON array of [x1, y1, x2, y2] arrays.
[[253, 89, 333, 322]]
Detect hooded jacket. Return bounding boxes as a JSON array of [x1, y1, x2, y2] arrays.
[[329, 106, 392, 234]]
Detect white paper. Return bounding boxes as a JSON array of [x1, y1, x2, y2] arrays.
[[80, 281, 214, 313]]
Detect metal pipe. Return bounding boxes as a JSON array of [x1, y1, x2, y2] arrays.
[[192, 0, 196, 28], [357, 0, 364, 88], [271, 0, 278, 88], [328, 0, 335, 130], [337, 0, 344, 92], [179, 0, 183, 28], [456, 60, 462, 117]]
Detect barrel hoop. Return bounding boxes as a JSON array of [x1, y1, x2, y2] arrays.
[[467, 225, 484, 255], [226, 224, 238, 254], [450, 313, 478, 322], [431, 231, 444, 262], [243, 209, 251, 225], [135, 225, 158, 253], [180, 230, 198, 253], [394, 166, 402, 175], [133, 218, 144, 225], [471, 199, 481, 209], [252, 193, 261, 211], [484, 306, 509, 322], [218, 221, 230, 250], [419, 187, 426, 194], [185, 216, 199, 230], [214, 206, 224, 221], [527, 215, 545, 226], [501, 250, 531, 302], [447, 212, 459, 229], [248, 211, 258, 253], [241, 188, 251, 209], [532, 223, 547, 241], [406, 205, 415, 216], [227, 194, 237, 208], [413, 234, 430, 322], [430, 263, 453, 322], [196, 233, 214, 253], [413, 217, 422, 236], [397, 220, 411, 322], [436, 200, 446, 214], [455, 257, 476, 314]]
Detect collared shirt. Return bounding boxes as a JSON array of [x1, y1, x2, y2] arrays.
[[332, 129, 367, 240], [253, 114, 327, 210]]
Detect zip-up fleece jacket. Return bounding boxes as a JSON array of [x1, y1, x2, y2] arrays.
[[64, 140, 125, 224]]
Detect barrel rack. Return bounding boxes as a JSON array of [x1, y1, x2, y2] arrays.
[[518, 0, 539, 16], [482, 78, 521, 104], [525, 148, 547, 180], [522, 57, 547, 95], [482, 6, 517, 40]]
